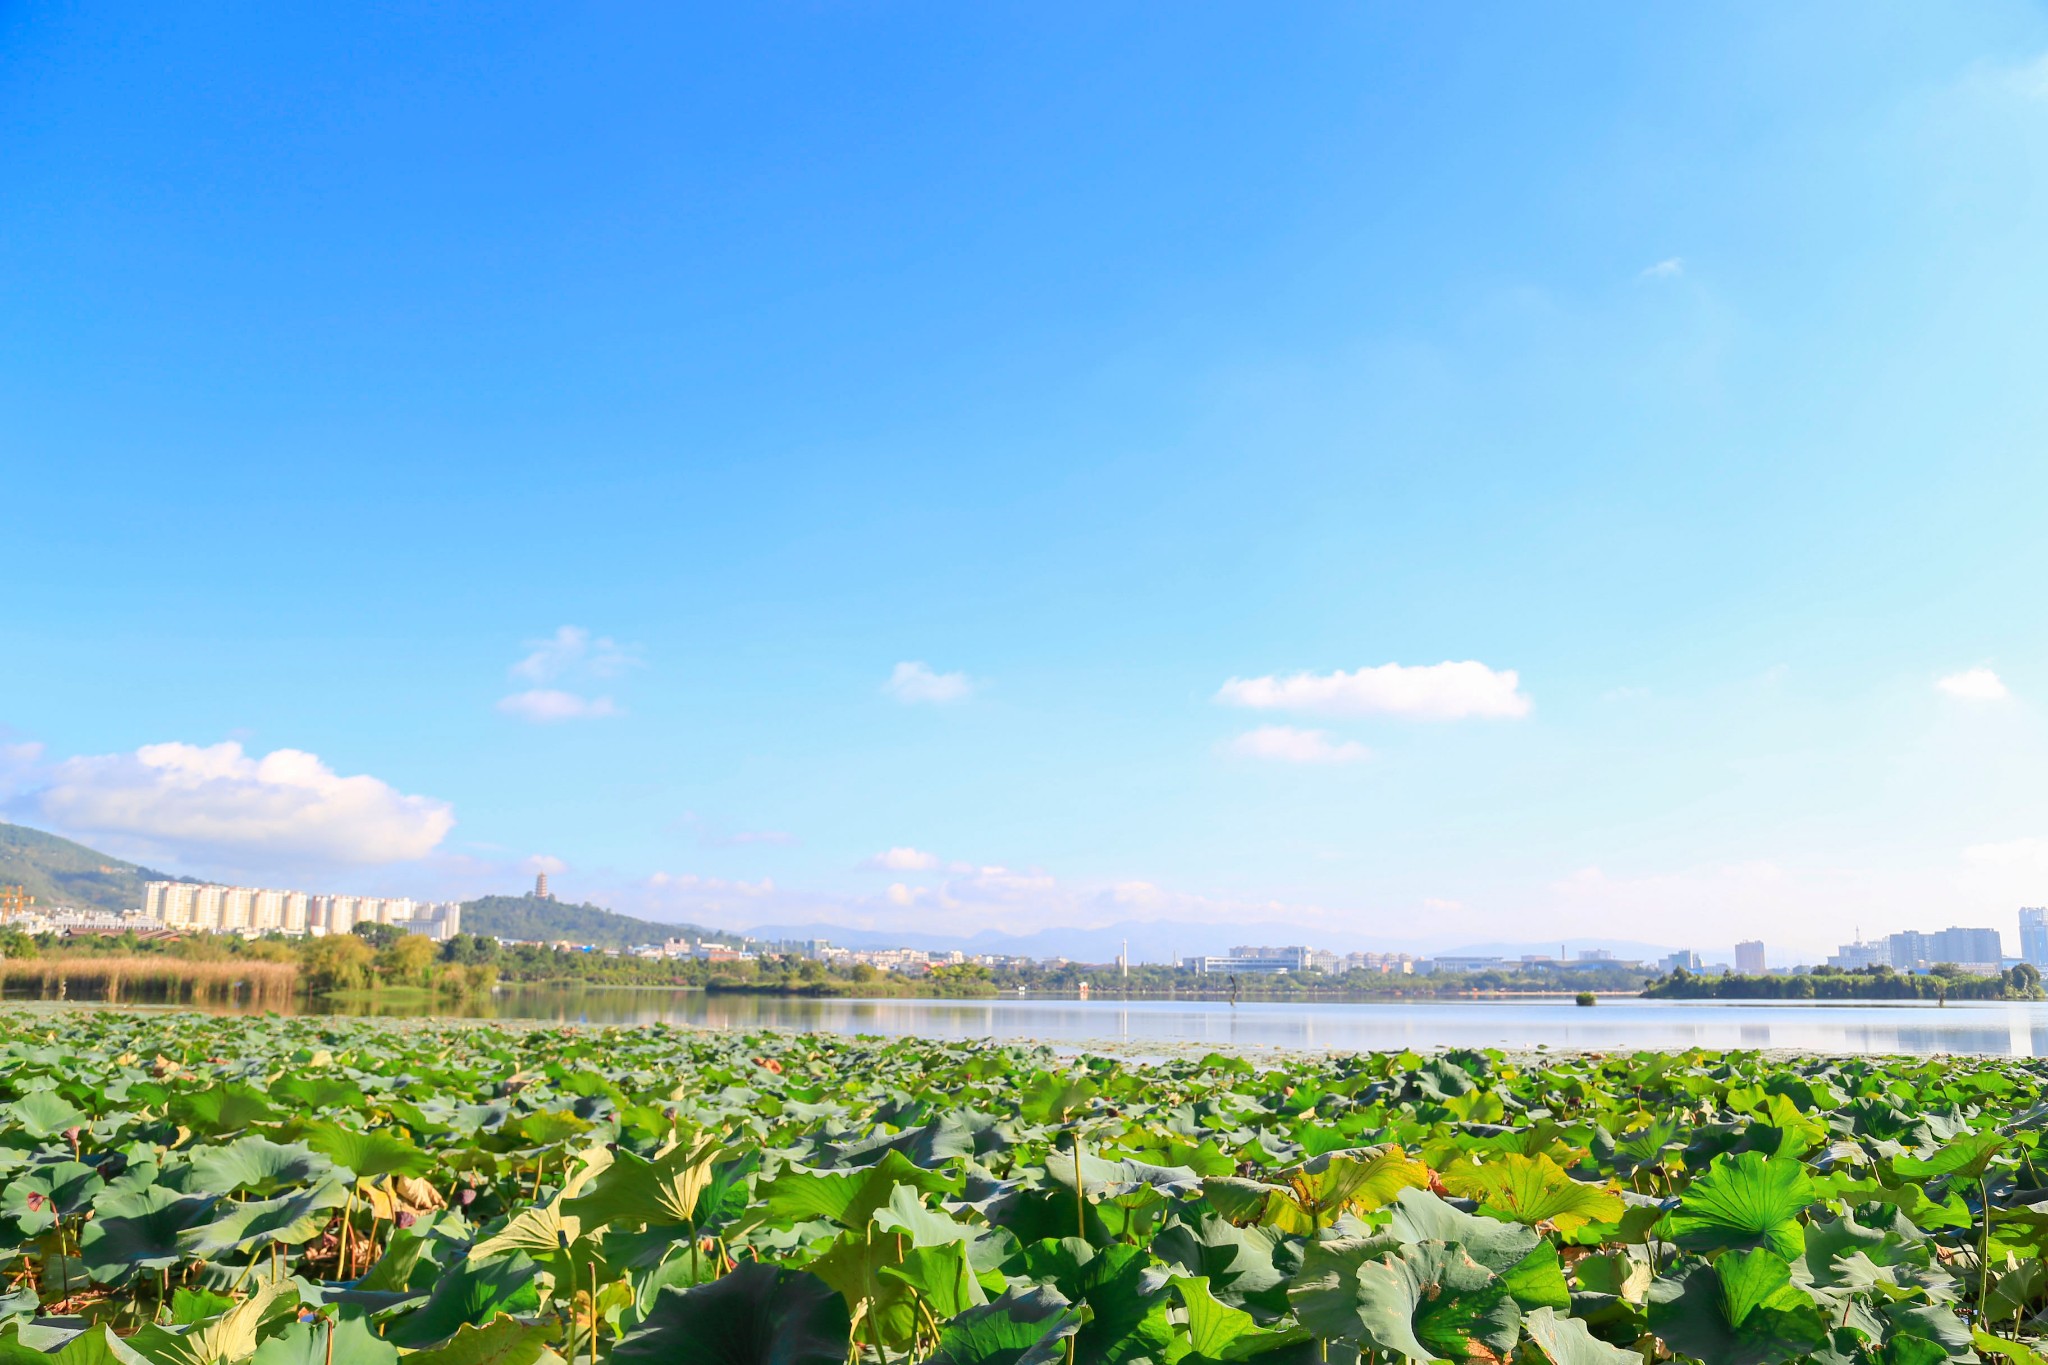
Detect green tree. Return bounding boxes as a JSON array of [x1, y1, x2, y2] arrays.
[[379, 934, 439, 987], [302, 933, 376, 993], [352, 922, 405, 949]]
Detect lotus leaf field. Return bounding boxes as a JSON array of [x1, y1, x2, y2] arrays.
[[8, 1013, 2048, 1365]]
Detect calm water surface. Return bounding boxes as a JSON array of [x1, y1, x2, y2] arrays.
[[289, 988, 2048, 1056]]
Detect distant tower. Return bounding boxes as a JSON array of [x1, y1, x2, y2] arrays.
[[534, 872, 552, 901], [1120, 939, 1129, 979]]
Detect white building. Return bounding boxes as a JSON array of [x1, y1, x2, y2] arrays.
[[1828, 940, 1888, 970], [144, 882, 459, 940]]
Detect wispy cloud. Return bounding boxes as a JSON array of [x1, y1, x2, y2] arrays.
[[884, 661, 973, 704], [497, 689, 622, 722], [499, 626, 637, 721], [512, 626, 638, 682], [1218, 661, 1531, 720], [1639, 257, 1684, 280], [1936, 668, 2010, 701], [1226, 725, 1371, 765], [28, 740, 453, 865], [704, 830, 799, 849], [862, 846, 941, 871]]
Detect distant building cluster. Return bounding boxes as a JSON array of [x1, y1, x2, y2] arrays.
[[0, 905, 160, 937], [1827, 924, 2007, 975], [1182, 946, 1427, 976], [143, 881, 461, 940]]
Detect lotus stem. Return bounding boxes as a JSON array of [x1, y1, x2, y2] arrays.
[[1073, 1131, 1086, 1241]]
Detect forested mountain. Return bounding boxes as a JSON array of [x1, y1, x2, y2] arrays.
[[458, 894, 744, 950], [0, 821, 175, 916]]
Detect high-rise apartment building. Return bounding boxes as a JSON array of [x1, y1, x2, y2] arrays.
[[1734, 940, 1766, 974], [1933, 926, 2003, 965], [2022, 909, 2048, 968], [144, 882, 459, 940]]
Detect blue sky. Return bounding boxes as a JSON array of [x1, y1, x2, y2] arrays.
[[7, 3, 2048, 958]]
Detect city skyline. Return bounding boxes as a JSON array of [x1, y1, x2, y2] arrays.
[[8, 8, 2048, 957]]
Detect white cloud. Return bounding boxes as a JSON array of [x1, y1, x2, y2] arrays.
[[1936, 668, 2010, 701], [1217, 661, 1531, 720], [512, 626, 637, 683], [34, 741, 453, 864], [524, 854, 568, 875], [1423, 897, 1465, 912], [885, 661, 973, 704], [1639, 258, 1684, 280], [1227, 725, 1372, 765], [862, 846, 941, 871], [705, 830, 798, 848], [0, 740, 44, 799], [497, 689, 621, 722]]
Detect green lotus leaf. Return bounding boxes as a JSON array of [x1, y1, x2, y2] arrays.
[[7, 1092, 85, 1141], [563, 1132, 722, 1232], [756, 1149, 953, 1230], [1647, 1250, 1830, 1365], [301, 1123, 434, 1181], [1892, 1131, 2010, 1181], [1387, 1188, 1540, 1272], [871, 1183, 979, 1248], [926, 1287, 1081, 1365], [1974, 1329, 2048, 1365], [1286, 1235, 1395, 1341], [248, 1317, 398, 1365], [806, 1224, 927, 1351], [610, 1263, 850, 1365], [187, 1137, 345, 1197], [2, 1161, 103, 1236], [1045, 1151, 1203, 1200], [0, 1322, 148, 1365], [79, 1186, 215, 1282], [1662, 1151, 1814, 1260], [1500, 1243, 1570, 1312], [1171, 1276, 1258, 1358], [1151, 1214, 1290, 1305], [1520, 1306, 1640, 1365], [1062, 1243, 1176, 1365], [1356, 1240, 1521, 1363], [170, 1083, 280, 1136], [386, 1252, 542, 1349], [175, 1180, 349, 1257], [879, 1241, 985, 1318], [393, 1316, 551, 1365]]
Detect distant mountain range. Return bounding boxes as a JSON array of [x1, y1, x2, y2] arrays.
[[0, 820, 1724, 964], [0, 821, 178, 916], [743, 919, 1702, 966]]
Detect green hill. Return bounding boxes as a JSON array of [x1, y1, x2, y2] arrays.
[[0, 821, 179, 916], [457, 895, 745, 951]]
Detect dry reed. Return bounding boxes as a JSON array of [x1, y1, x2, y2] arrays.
[[0, 956, 298, 1006]]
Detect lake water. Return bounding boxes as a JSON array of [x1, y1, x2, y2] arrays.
[[285, 988, 2048, 1056]]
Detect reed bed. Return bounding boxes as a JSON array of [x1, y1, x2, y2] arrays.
[[0, 956, 298, 1006]]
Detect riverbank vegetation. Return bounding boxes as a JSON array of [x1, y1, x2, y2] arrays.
[[0, 925, 1665, 1003], [5, 1008, 2048, 1365], [1645, 961, 2045, 1001]]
